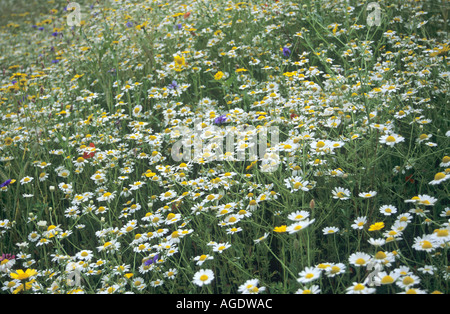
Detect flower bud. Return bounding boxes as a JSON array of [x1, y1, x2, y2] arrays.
[[309, 199, 315, 210]]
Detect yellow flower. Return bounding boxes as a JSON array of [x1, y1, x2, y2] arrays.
[[10, 269, 37, 280], [12, 279, 36, 294], [246, 160, 257, 171], [214, 71, 224, 80], [273, 225, 287, 233], [283, 71, 296, 77], [368, 222, 385, 232], [4, 137, 13, 146], [430, 44, 449, 57], [174, 55, 186, 72], [124, 273, 134, 279], [332, 23, 338, 35]]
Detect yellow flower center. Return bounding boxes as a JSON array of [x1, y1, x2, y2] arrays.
[[375, 251, 387, 260], [316, 141, 326, 148], [435, 229, 449, 237], [336, 192, 346, 198], [402, 276, 414, 285], [330, 266, 340, 274], [381, 276, 394, 284], [386, 136, 396, 142], [167, 213, 176, 220]]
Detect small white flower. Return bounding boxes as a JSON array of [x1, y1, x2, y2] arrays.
[[193, 269, 215, 286]]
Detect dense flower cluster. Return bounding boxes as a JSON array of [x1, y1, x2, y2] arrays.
[[0, 0, 448, 294]]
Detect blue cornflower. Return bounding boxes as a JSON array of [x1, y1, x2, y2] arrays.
[[144, 254, 159, 266], [168, 80, 178, 89], [214, 114, 227, 125], [0, 179, 12, 188], [282, 46, 291, 57], [175, 23, 182, 30]]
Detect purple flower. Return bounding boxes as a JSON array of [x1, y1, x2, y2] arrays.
[[126, 21, 134, 28], [0, 253, 15, 261], [214, 114, 227, 125], [282, 46, 291, 57], [168, 80, 178, 89], [175, 23, 182, 30], [0, 179, 12, 188], [144, 254, 159, 266], [38, 27, 44, 31]]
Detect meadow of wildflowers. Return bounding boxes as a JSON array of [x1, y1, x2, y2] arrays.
[[0, 0, 449, 295]]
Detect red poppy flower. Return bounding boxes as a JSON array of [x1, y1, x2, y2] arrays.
[[290, 113, 298, 119], [405, 174, 414, 183], [83, 142, 96, 159]]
